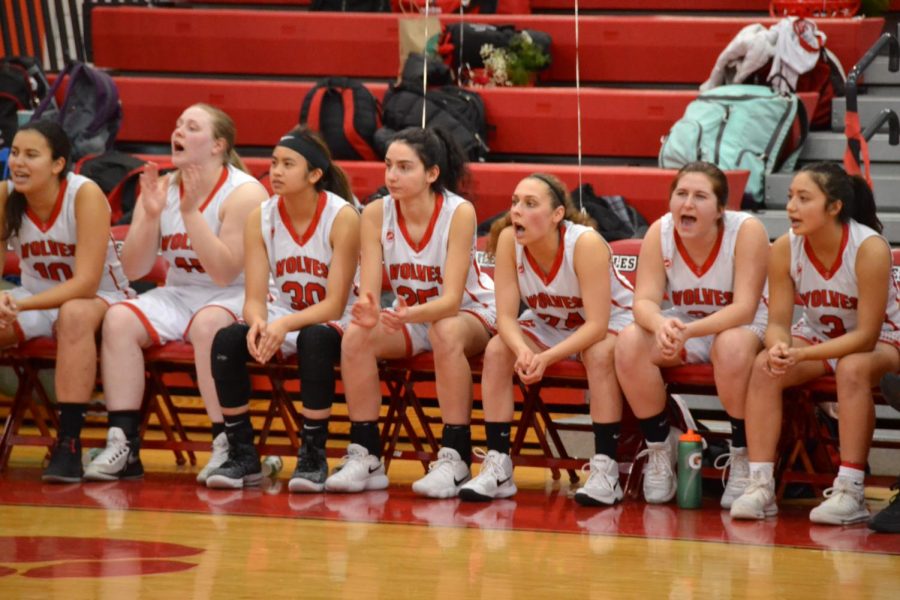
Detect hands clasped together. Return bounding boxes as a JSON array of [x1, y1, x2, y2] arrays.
[[0, 293, 18, 329]]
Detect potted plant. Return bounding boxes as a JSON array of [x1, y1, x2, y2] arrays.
[[477, 31, 550, 87]]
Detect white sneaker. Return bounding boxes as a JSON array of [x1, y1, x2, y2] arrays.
[[458, 449, 516, 502], [323, 444, 389, 493], [84, 427, 143, 481], [809, 476, 870, 525], [730, 470, 778, 520], [196, 432, 229, 485], [412, 447, 471, 498], [574, 454, 623, 506], [715, 445, 750, 509], [636, 428, 679, 504]]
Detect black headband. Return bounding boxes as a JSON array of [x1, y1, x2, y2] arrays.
[[276, 134, 330, 173], [529, 174, 566, 207]]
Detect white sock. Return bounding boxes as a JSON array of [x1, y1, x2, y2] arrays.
[[749, 462, 774, 480], [838, 465, 865, 487]]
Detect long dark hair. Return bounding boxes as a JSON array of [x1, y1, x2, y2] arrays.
[[280, 125, 353, 203], [387, 127, 469, 195], [487, 173, 597, 256], [3, 120, 71, 241], [799, 162, 882, 233], [669, 161, 730, 209]]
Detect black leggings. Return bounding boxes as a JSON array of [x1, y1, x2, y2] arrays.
[[211, 322, 342, 411]]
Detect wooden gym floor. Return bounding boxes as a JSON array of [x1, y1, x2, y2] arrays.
[[0, 443, 899, 599]]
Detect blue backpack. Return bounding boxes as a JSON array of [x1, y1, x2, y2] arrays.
[[659, 84, 808, 206], [32, 61, 123, 161]]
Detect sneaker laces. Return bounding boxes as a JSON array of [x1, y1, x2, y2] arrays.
[[93, 439, 129, 466], [426, 450, 457, 473], [473, 447, 504, 480], [714, 451, 739, 488], [297, 444, 322, 472], [55, 437, 77, 454], [336, 446, 367, 470], [823, 477, 863, 502], [635, 444, 673, 480], [742, 472, 772, 497], [580, 458, 614, 490]]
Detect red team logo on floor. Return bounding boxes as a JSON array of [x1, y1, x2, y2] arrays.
[[0, 537, 203, 579]]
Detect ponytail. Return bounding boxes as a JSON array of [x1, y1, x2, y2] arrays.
[[849, 174, 882, 233], [800, 162, 882, 233], [227, 148, 248, 174]]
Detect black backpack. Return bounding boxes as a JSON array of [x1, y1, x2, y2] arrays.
[[73, 151, 148, 224], [32, 61, 123, 161], [377, 82, 490, 161], [300, 77, 381, 161], [310, 0, 390, 10], [1, 57, 54, 172], [573, 184, 648, 241]]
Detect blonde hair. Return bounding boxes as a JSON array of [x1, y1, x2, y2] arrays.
[[193, 102, 247, 173], [487, 173, 596, 256]]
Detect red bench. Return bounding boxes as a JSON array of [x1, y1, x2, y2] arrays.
[[89, 8, 883, 84]]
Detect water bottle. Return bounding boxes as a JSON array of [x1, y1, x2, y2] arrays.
[[261, 455, 283, 478], [676, 430, 703, 509]]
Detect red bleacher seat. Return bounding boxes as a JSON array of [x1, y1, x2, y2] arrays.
[[3, 252, 20, 278], [90, 8, 883, 84]]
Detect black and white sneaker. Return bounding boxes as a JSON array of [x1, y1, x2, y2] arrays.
[[42, 436, 84, 483], [459, 449, 516, 502], [288, 443, 328, 493], [206, 442, 263, 489], [84, 427, 143, 481]]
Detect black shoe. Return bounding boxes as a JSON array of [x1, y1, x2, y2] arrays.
[[868, 480, 900, 533], [205, 442, 262, 489], [288, 443, 328, 493], [42, 437, 83, 483], [880, 373, 900, 412]]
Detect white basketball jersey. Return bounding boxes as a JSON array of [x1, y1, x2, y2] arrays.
[[261, 190, 358, 318], [8, 173, 129, 295], [515, 221, 633, 331], [381, 191, 494, 312], [661, 210, 765, 319], [791, 219, 900, 339], [159, 164, 262, 288]]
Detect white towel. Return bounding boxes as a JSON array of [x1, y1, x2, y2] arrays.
[[768, 17, 825, 93]]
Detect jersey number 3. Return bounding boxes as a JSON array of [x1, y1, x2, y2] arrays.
[[819, 315, 847, 338]]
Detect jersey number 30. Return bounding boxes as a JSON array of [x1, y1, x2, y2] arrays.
[[282, 281, 326, 310]]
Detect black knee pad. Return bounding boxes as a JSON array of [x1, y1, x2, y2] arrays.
[[297, 324, 341, 410], [211, 323, 252, 409]]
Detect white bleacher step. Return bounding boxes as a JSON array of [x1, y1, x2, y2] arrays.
[[831, 96, 900, 132], [800, 131, 900, 163], [766, 172, 900, 211]]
